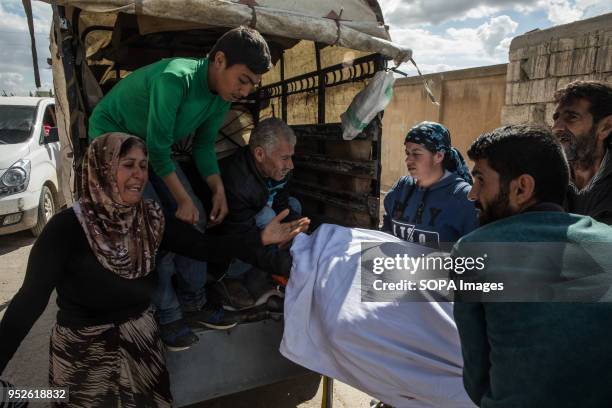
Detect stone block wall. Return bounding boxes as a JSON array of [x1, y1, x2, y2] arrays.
[[502, 12, 612, 126]]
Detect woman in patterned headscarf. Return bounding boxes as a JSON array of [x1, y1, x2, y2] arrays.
[[382, 121, 478, 248], [0, 133, 308, 407]]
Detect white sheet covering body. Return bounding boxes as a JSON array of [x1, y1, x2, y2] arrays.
[[281, 224, 474, 408]]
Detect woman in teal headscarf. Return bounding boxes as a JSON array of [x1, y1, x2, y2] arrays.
[[382, 121, 478, 247]]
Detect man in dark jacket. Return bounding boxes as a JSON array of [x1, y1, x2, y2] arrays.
[[219, 118, 301, 235], [214, 118, 301, 308], [453, 124, 612, 408], [552, 80, 612, 224]]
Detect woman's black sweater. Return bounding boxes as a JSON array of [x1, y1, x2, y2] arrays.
[[0, 208, 269, 374]]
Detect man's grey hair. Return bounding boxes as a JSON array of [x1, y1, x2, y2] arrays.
[[249, 118, 296, 154]]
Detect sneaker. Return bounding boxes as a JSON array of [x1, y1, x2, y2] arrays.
[[184, 304, 239, 330], [266, 294, 284, 315], [215, 279, 255, 311], [253, 287, 285, 308], [370, 400, 394, 408], [159, 320, 199, 352]]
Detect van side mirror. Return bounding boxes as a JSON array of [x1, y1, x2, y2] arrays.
[[45, 127, 60, 144]]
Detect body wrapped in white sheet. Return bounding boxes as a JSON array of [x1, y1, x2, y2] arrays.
[[280, 224, 474, 408]]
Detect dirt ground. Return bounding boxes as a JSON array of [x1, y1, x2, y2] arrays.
[[0, 230, 373, 408]]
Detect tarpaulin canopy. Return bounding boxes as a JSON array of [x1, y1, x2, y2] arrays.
[[44, 0, 412, 63], [47, 0, 412, 206]]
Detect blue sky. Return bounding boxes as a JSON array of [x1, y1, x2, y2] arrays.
[[381, 0, 612, 74], [0, 0, 53, 95], [1, 0, 611, 95]]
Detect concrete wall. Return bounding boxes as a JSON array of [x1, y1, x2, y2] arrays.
[[502, 12, 612, 126], [381, 64, 507, 190]]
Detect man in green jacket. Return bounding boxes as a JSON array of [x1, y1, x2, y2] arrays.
[[453, 124, 612, 407], [89, 26, 272, 350]]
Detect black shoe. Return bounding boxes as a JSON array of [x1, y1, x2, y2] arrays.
[[266, 294, 284, 314], [370, 400, 394, 408], [159, 320, 199, 352], [214, 279, 255, 311], [184, 305, 239, 330]]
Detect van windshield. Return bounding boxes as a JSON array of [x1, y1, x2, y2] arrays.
[[0, 105, 37, 144]]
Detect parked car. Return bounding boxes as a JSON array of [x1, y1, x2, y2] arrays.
[[0, 97, 60, 236]]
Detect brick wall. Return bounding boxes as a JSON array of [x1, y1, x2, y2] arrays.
[[502, 12, 612, 126]]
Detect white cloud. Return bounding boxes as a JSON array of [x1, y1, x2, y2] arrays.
[[523, 0, 612, 27], [380, 0, 612, 27], [382, 0, 611, 77], [463, 5, 505, 20], [534, 0, 610, 25], [1, 0, 611, 94], [476, 15, 519, 55], [539, 0, 612, 24], [389, 15, 518, 76], [0, 72, 25, 91], [497, 36, 513, 52], [0, 0, 53, 95], [542, 0, 584, 24], [380, 0, 536, 26]]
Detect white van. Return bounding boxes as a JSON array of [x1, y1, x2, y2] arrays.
[[0, 97, 60, 236]]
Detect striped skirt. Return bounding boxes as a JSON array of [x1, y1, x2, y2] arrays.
[[49, 309, 172, 407]]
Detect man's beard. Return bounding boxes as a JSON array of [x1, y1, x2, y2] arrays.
[[279, 169, 290, 179], [556, 127, 598, 169], [477, 184, 515, 225]]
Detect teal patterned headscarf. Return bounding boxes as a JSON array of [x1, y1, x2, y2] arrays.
[[404, 121, 472, 184]]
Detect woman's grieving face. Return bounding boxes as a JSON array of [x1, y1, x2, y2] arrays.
[[404, 142, 444, 182], [116, 146, 148, 205]]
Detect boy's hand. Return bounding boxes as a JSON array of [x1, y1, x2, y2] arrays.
[[176, 197, 199, 225], [208, 190, 228, 226]]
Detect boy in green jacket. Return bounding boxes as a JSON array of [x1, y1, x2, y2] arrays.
[[89, 27, 272, 350]]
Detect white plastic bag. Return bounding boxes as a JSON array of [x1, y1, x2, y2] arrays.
[[340, 70, 396, 140]]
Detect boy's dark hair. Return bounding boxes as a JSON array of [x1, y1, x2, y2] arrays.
[[554, 80, 612, 124], [467, 125, 570, 205], [208, 26, 272, 74], [119, 136, 147, 158]]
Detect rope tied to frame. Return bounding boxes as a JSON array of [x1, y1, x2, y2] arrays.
[[391, 58, 440, 106], [328, 8, 344, 46], [238, 0, 258, 28], [249, 4, 257, 29]]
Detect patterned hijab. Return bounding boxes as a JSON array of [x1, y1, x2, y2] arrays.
[[404, 121, 473, 184], [74, 133, 165, 279]]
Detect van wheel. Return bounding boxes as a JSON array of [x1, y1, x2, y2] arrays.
[[31, 186, 55, 237]]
